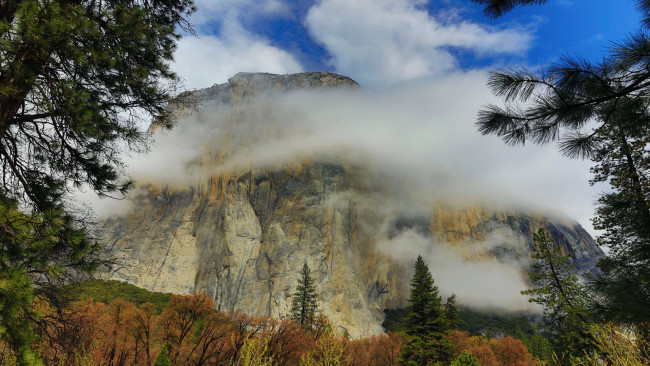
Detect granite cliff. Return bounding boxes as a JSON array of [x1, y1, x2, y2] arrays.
[[101, 72, 603, 338]]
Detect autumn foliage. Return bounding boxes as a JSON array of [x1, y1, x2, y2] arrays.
[[448, 330, 537, 366], [0, 293, 541, 365]]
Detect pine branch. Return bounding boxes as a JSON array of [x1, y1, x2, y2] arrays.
[[471, 0, 548, 18]]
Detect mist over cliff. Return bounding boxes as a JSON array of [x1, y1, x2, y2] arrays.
[[96, 72, 603, 338], [98, 71, 600, 225]]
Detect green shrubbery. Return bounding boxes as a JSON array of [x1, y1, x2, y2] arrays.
[[64, 280, 172, 313]]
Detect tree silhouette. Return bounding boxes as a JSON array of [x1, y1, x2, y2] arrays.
[[399, 255, 453, 365], [290, 262, 319, 332]]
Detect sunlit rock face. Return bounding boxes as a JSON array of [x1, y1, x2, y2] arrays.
[[101, 72, 603, 338]]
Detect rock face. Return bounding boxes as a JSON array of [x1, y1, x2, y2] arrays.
[[102, 72, 603, 338]]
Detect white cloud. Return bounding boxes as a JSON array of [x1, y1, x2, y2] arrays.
[[376, 229, 540, 312], [305, 0, 532, 87], [172, 20, 302, 90], [110, 71, 599, 236]]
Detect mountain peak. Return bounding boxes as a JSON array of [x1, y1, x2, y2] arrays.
[[196, 71, 359, 102], [227, 71, 359, 89]]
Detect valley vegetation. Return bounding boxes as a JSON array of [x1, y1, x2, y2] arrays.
[[2, 249, 645, 365], [0, 278, 540, 366]]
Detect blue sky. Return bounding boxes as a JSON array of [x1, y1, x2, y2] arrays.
[[172, 0, 643, 89]]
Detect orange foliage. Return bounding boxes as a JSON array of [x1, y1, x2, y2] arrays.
[[27, 294, 539, 366], [448, 330, 537, 366], [38, 299, 107, 365], [159, 293, 215, 365], [130, 303, 157, 366], [467, 344, 500, 366], [496, 336, 537, 366], [346, 332, 403, 366], [262, 317, 313, 365]]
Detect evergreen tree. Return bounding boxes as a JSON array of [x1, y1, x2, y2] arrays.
[[0, 0, 195, 363], [471, 0, 553, 18], [587, 122, 650, 339], [473, 0, 650, 346], [153, 344, 171, 366], [399, 255, 453, 366], [450, 351, 480, 366], [444, 293, 459, 330], [0, 0, 195, 209], [524, 333, 555, 362], [521, 229, 594, 362], [0, 197, 90, 365], [290, 262, 319, 332]]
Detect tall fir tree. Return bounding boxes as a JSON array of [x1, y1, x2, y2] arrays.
[[399, 255, 453, 366], [290, 262, 319, 332], [587, 121, 650, 339], [153, 344, 171, 366], [521, 229, 594, 362], [444, 294, 459, 330]]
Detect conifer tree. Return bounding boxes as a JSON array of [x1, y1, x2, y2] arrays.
[[290, 262, 319, 332], [472, 0, 551, 18], [0, 0, 195, 210], [399, 255, 453, 365], [450, 351, 480, 366], [0, 0, 195, 363], [587, 122, 650, 338], [522, 229, 595, 362], [445, 294, 459, 330], [472, 0, 650, 27], [153, 345, 171, 366], [472, 0, 650, 346]]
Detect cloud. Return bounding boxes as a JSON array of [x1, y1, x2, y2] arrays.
[[110, 71, 598, 233], [171, 10, 302, 90], [375, 229, 539, 312], [304, 0, 532, 87], [581, 33, 605, 44]]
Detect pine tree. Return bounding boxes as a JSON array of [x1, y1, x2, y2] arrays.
[[153, 345, 171, 366], [0, 197, 89, 366], [0, 0, 195, 210], [0, 0, 195, 363], [472, 0, 650, 26], [521, 229, 594, 362], [290, 262, 319, 332], [587, 122, 650, 339], [444, 294, 459, 330], [473, 0, 650, 348], [450, 351, 480, 366], [399, 255, 453, 366]]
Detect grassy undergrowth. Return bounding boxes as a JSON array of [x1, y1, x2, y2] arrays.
[[63, 279, 172, 312]]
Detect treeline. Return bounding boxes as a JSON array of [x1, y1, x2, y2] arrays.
[[0, 292, 539, 366], [384, 307, 554, 362]]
